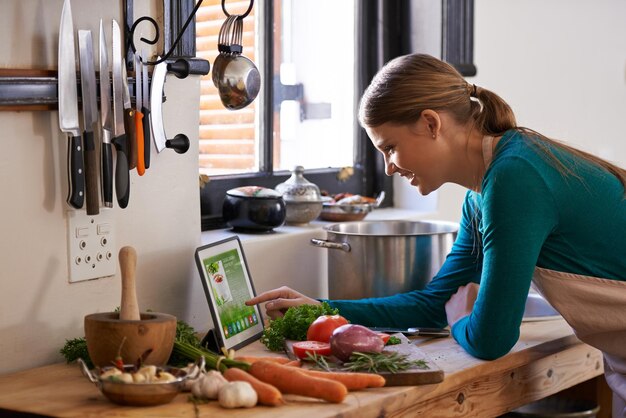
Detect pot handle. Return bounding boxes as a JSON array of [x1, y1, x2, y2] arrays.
[[310, 238, 351, 252], [77, 358, 98, 384]]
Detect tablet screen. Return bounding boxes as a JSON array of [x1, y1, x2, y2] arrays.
[[195, 236, 264, 351]]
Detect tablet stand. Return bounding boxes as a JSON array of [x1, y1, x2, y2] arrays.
[[200, 328, 220, 353]]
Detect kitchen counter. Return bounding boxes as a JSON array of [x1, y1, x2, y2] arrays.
[[0, 318, 604, 417]]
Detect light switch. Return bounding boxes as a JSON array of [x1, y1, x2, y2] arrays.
[[76, 227, 89, 237]]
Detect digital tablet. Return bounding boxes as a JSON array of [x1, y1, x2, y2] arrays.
[[195, 236, 264, 351]]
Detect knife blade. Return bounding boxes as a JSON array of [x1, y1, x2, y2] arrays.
[[368, 327, 450, 338], [111, 19, 130, 209], [98, 19, 113, 208], [122, 58, 137, 170], [58, 0, 84, 209], [140, 50, 151, 169], [134, 52, 145, 176], [150, 59, 168, 153], [78, 29, 100, 216]]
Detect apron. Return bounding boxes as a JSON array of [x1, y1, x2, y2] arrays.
[[481, 135, 626, 416], [532, 268, 626, 417]]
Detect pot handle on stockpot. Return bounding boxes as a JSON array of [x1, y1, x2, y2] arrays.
[[310, 238, 351, 252]]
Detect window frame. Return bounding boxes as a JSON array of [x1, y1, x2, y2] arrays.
[[168, 0, 475, 230], [194, 0, 383, 231]]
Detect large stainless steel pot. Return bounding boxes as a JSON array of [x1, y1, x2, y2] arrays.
[[311, 221, 459, 299]]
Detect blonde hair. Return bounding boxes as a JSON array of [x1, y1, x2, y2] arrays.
[[358, 53, 626, 191]]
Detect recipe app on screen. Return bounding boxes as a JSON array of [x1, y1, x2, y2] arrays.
[[202, 248, 259, 340]]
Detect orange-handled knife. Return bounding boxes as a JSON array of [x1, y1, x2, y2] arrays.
[[135, 53, 145, 176]]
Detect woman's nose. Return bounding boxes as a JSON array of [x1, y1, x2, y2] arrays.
[[385, 161, 397, 177]]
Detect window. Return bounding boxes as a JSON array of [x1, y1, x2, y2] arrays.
[[177, 0, 463, 230], [197, 0, 378, 230]]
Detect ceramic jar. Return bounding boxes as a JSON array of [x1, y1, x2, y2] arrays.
[[275, 166, 323, 225]]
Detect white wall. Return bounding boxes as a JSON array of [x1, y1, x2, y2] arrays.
[[0, 0, 202, 374], [398, 0, 626, 223]]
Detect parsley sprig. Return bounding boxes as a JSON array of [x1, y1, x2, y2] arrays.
[[260, 302, 338, 351]]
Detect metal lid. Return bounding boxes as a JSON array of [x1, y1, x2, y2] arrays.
[[275, 166, 323, 203]]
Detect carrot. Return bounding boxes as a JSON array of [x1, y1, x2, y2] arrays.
[[249, 361, 348, 403], [234, 356, 292, 365], [223, 367, 285, 406], [296, 369, 385, 390], [284, 359, 302, 367]]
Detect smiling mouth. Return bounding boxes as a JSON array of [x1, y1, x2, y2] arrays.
[[400, 172, 416, 183]]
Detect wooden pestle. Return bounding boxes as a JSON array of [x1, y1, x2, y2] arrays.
[[119, 246, 141, 320]]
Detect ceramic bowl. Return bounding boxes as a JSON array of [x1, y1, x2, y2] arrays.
[[319, 202, 374, 222], [222, 186, 286, 232]]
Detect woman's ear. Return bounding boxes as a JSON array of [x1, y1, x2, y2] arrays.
[[421, 109, 441, 139]]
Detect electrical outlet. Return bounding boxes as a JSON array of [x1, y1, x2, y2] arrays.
[[67, 209, 116, 282]]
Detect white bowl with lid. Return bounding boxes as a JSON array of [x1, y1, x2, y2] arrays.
[[275, 166, 324, 225]]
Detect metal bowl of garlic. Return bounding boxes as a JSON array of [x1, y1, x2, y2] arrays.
[[78, 358, 202, 406]]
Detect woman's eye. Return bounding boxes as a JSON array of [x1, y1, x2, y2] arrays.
[[383, 145, 394, 155]]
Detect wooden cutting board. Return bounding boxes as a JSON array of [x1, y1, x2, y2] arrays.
[[284, 334, 444, 386]]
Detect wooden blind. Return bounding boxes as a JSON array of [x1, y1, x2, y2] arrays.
[[197, 0, 257, 174]]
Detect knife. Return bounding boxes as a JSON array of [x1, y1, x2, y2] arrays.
[[134, 52, 146, 176], [150, 59, 168, 153], [78, 30, 100, 216], [122, 58, 137, 170], [98, 19, 113, 208], [369, 327, 451, 338], [111, 19, 130, 209], [58, 0, 84, 209], [140, 50, 151, 169]]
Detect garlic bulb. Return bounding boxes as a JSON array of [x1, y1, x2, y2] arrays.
[[191, 370, 228, 399], [218, 381, 258, 409]]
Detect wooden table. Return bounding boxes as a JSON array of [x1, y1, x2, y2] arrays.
[[0, 319, 604, 418]]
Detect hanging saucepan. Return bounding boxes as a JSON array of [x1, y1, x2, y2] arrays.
[[213, 12, 260, 110]]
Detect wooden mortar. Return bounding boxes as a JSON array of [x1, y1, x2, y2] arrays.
[[84, 246, 177, 367]]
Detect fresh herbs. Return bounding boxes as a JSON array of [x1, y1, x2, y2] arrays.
[[59, 337, 92, 368], [168, 320, 202, 367], [342, 352, 429, 374], [260, 303, 339, 351], [305, 352, 332, 372], [386, 336, 402, 345], [305, 349, 429, 374]]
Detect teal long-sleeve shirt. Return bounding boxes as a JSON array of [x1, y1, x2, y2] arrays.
[[325, 130, 626, 359]]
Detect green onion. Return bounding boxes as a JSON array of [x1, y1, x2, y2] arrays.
[[172, 341, 250, 372]]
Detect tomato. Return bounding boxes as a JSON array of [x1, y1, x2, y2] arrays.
[[292, 341, 332, 359], [377, 332, 391, 344], [306, 315, 349, 343]]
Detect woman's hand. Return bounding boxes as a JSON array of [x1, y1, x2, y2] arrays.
[[445, 283, 479, 327], [245, 286, 321, 319]]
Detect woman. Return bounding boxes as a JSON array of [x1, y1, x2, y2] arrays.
[[246, 54, 626, 414]]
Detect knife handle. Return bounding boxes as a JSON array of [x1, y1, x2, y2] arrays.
[[82, 130, 100, 215], [123, 108, 137, 170], [101, 142, 113, 208], [135, 110, 145, 176], [66, 134, 85, 209], [112, 134, 130, 209], [141, 107, 151, 169]]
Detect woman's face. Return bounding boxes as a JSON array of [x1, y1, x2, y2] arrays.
[[366, 120, 446, 195]]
